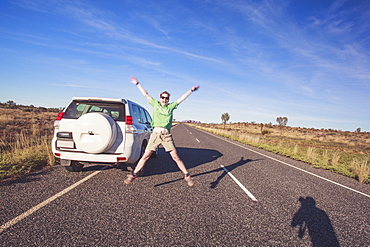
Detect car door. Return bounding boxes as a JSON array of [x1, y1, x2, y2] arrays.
[[138, 106, 153, 137]]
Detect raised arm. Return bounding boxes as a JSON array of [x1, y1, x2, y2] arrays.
[[130, 76, 152, 102], [177, 85, 200, 105]]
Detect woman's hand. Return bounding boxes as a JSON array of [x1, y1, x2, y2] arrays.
[[130, 76, 139, 85], [191, 85, 200, 92]]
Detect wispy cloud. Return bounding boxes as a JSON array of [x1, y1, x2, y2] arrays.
[[138, 15, 171, 38], [11, 0, 222, 64], [211, 0, 370, 91]]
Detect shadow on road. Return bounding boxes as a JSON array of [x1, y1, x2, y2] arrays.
[[153, 148, 259, 188], [54, 147, 253, 189], [43, 147, 222, 175], [208, 157, 256, 189], [291, 196, 340, 247], [0, 170, 45, 186], [146, 147, 223, 177]]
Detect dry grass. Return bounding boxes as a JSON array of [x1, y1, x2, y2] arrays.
[[226, 122, 370, 153], [331, 151, 341, 166], [307, 147, 317, 164], [192, 123, 370, 184], [322, 150, 329, 166], [0, 105, 58, 180], [351, 158, 370, 183]]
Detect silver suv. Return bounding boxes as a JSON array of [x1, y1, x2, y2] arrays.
[[52, 97, 154, 172]]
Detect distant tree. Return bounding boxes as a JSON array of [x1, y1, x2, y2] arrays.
[[221, 113, 230, 128], [355, 128, 361, 133], [276, 117, 288, 127], [5, 100, 16, 108]]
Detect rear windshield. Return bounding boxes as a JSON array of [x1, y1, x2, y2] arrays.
[[64, 101, 126, 121]]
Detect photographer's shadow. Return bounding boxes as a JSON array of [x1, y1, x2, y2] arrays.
[[291, 196, 340, 247]]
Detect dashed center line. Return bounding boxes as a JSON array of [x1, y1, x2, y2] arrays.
[[185, 126, 199, 142]]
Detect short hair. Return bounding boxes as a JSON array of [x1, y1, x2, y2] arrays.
[[160, 91, 170, 97]]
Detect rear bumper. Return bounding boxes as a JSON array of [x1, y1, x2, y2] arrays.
[[51, 134, 140, 165], [54, 151, 129, 164]]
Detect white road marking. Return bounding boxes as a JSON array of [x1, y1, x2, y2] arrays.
[[221, 165, 258, 201], [201, 129, 370, 199], [184, 125, 199, 142], [0, 167, 107, 234]]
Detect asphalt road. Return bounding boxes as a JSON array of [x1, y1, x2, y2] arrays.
[[1, 123, 369, 246]]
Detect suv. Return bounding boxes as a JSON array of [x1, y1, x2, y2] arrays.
[[52, 97, 154, 172]]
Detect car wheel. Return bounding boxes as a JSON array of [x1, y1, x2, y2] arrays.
[[65, 161, 84, 172], [137, 141, 147, 177], [72, 113, 117, 154]]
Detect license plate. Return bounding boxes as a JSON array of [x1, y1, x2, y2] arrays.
[[57, 140, 75, 149]]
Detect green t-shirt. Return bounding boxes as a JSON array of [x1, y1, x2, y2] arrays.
[[150, 97, 178, 131]]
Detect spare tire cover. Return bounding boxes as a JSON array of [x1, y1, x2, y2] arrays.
[[72, 113, 117, 154]]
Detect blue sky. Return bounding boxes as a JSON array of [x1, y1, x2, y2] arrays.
[[1, 0, 369, 131]]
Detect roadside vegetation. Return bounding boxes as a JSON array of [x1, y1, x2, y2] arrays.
[[0, 101, 59, 180], [1, 101, 369, 185], [190, 122, 370, 184]]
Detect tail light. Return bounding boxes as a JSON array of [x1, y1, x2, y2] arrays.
[[55, 112, 65, 120], [125, 116, 137, 133], [117, 157, 127, 162], [54, 112, 64, 130], [54, 112, 64, 131], [125, 116, 133, 125]]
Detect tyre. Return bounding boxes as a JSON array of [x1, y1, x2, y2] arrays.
[[65, 161, 84, 172], [139, 141, 147, 159], [136, 141, 147, 177], [72, 113, 117, 154]]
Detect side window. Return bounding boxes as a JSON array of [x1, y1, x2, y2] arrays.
[[132, 105, 141, 123], [132, 104, 151, 124], [138, 107, 148, 124], [144, 109, 152, 124]]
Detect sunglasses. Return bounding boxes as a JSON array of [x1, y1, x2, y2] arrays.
[[161, 96, 169, 99]]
